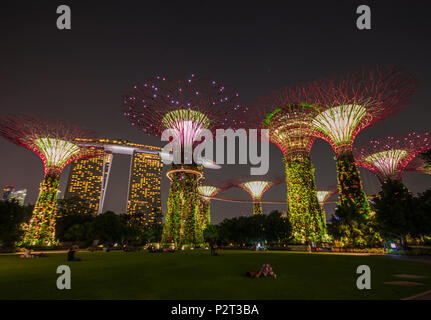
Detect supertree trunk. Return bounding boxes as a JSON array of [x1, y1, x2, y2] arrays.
[[198, 200, 211, 230], [194, 204, 205, 246], [285, 157, 326, 243], [23, 174, 60, 246], [336, 152, 370, 217], [253, 202, 263, 215], [123, 75, 248, 249], [162, 170, 202, 247]]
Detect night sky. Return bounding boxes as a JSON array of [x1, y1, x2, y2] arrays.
[[1, 1, 430, 223]]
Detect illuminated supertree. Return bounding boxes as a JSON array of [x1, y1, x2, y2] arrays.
[[256, 83, 327, 242], [311, 65, 417, 216], [0, 115, 97, 246], [123, 74, 247, 247], [197, 182, 230, 231], [354, 132, 431, 184], [230, 177, 282, 215], [240, 181, 273, 215], [197, 186, 220, 228]]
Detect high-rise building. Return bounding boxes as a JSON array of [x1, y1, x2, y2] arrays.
[[64, 148, 112, 214], [2, 185, 16, 201], [127, 151, 163, 225], [9, 189, 27, 206], [65, 139, 162, 222]]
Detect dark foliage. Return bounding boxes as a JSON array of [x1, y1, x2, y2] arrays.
[[209, 210, 291, 246], [0, 200, 32, 248], [373, 180, 415, 248]]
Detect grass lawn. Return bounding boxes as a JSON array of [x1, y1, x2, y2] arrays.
[[0, 250, 430, 300]]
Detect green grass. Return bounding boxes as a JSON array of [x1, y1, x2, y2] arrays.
[[0, 250, 430, 300]]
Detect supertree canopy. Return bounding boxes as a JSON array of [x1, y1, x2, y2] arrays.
[[123, 74, 247, 247], [0, 114, 97, 246], [238, 181, 274, 215], [198, 186, 221, 201], [354, 132, 431, 183], [311, 65, 417, 217], [229, 176, 282, 216], [257, 83, 327, 243]]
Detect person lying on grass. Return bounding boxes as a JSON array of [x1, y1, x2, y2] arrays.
[[20, 249, 45, 258], [246, 264, 277, 279]]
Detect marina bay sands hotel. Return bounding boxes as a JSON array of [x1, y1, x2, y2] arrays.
[[64, 138, 163, 225]]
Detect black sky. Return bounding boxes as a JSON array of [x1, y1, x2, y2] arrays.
[[0, 0, 430, 223]]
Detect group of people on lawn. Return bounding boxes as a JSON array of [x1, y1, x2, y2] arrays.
[[20, 243, 278, 279], [20, 245, 80, 262]]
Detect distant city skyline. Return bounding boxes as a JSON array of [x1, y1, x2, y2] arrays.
[[1, 185, 27, 206]]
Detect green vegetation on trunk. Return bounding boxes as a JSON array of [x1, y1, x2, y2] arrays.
[[285, 157, 326, 243]]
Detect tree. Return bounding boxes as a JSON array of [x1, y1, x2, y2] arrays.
[[0, 200, 32, 248], [411, 188, 431, 239], [124, 215, 163, 246], [55, 197, 96, 245], [264, 210, 292, 243], [89, 211, 127, 246], [215, 211, 292, 246], [55, 213, 94, 244], [328, 199, 379, 247], [142, 223, 163, 244], [329, 200, 366, 246], [373, 179, 415, 248], [203, 224, 219, 242], [121, 214, 144, 246]]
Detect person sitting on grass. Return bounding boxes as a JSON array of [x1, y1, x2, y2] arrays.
[[246, 264, 277, 279], [67, 245, 81, 262]]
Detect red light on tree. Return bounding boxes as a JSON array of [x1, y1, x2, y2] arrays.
[[229, 176, 283, 216], [0, 114, 98, 246], [123, 74, 247, 247], [251, 82, 328, 242], [354, 131, 431, 183], [312, 65, 418, 217]]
